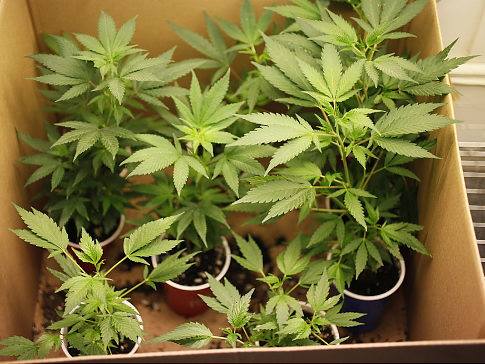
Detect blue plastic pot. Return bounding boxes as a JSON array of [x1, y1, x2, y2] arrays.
[[342, 258, 406, 333]]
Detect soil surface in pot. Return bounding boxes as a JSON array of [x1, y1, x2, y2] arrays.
[[163, 243, 226, 286], [65, 216, 120, 243], [226, 235, 272, 308], [66, 338, 136, 356], [348, 261, 399, 296]]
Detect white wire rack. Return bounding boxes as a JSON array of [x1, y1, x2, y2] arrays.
[[459, 142, 485, 273]]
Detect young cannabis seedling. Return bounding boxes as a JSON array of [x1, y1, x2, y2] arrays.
[[124, 71, 271, 249], [155, 235, 362, 348], [0, 206, 192, 359]]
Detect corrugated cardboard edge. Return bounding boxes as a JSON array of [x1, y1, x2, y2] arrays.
[[0, 0, 44, 340], [13, 340, 485, 363], [0, 0, 484, 362], [405, 0, 485, 340]]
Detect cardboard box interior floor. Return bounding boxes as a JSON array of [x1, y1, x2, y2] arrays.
[[0, 0, 484, 362]]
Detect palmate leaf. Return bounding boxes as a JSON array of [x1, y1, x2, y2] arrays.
[[230, 113, 317, 172], [372, 54, 421, 82], [375, 103, 454, 136], [123, 214, 181, 262], [170, 15, 235, 82], [111, 313, 143, 342], [0, 336, 40, 360], [297, 44, 363, 103], [308, 219, 338, 247], [228, 289, 253, 329], [147, 250, 196, 283], [52, 121, 135, 159], [381, 223, 428, 255], [12, 205, 69, 254], [234, 179, 310, 205], [201, 275, 240, 313], [153, 322, 213, 348], [374, 137, 437, 159], [344, 191, 366, 229], [268, 0, 326, 21], [276, 237, 310, 275], [122, 134, 207, 193], [172, 71, 242, 155], [74, 229, 103, 266], [233, 234, 264, 273], [306, 9, 358, 47], [306, 270, 330, 313], [356, 0, 428, 46], [217, 0, 272, 49]]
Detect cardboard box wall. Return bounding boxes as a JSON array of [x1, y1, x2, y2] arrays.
[[0, 0, 484, 362]]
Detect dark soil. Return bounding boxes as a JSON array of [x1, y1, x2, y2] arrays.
[[65, 217, 119, 244], [67, 338, 136, 356], [347, 260, 400, 296], [157, 243, 226, 286], [41, 287, 65, 327], [303, 311, 336, 344], [310, 325, 335, 344], [226, 235, 273, 308]]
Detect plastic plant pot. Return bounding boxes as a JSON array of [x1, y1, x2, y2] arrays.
[[60, 300, 143, 358], [68, 214, 126, 249], [151, 237, 231, 317], [299, 301, 340, 344], [342, 257, 406, 333]]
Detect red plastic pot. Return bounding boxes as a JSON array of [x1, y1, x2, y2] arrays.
[[68, 214, 126, 271], [151, 237, 231, 317]]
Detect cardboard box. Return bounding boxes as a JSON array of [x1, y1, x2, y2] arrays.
[[0, 0, 484, 362]]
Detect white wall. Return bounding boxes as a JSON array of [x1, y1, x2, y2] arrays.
[[438, 0, 485, 85]]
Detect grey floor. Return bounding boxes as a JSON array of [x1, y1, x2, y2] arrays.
[[454, 85, 485, 274]]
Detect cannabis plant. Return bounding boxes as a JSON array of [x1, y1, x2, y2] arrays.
[[23, 11, 202, 239], [226, 0, 472, 289], [155, 235, 362, 348], [19, 124, 131, 240], [171, 0, 279, 112], [0, 206, 192, 359], [124, 71, 271, 249]]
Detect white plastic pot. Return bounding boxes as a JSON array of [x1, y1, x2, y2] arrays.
[[343, 257, 406, 302], [68, 214, 125, 249], [60, 300, 143, 358], [340, 256, 405, 332]]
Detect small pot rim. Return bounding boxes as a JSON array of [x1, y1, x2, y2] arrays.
[[150, 236, 231, 292], [68, 214, 126, 249], [60, 300, 143, 358], [299, 301, 340, 343], [343, 257, 406, 301]]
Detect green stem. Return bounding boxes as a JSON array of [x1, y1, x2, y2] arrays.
[[312, 208, 346, 213], [105, 256, 128, 277], [360, 151, 384, 189], [121, 279, 147, 298], [64, 249, 87, 275]]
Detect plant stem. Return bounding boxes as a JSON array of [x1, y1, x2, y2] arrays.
[[212, 336, 245, 346], [121, 279, 147, 297], [242, 326, 251, 342], [313, 332, 330, 345], [312, 208, 346, 213], [105, 255, 128, 277], [313, 185, 341, 189], [360, 150, 383, 189], [64, 249, 87, 275]]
